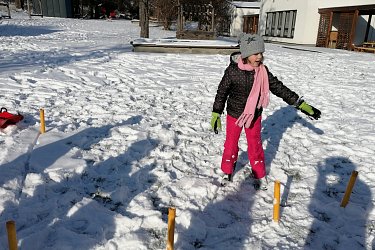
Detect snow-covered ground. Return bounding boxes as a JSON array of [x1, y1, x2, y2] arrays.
[[1, 11, 375, 250]]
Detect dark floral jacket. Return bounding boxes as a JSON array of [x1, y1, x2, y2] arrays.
[[213, 52, 300, 119]]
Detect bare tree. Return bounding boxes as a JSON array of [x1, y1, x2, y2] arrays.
[[15, 0, 21, 9], [174, 0, 231, 32], [139, 0, 149, 37], [138, 0, 230, 37], [153, 0, 178, 30]]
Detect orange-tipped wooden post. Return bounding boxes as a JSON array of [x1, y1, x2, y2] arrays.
[[166, 207, 176, 250], [273, 180, 281, 222], [341, 171, 358, 208], [40, 109, 45, 134], [6, 220, 18, 250]]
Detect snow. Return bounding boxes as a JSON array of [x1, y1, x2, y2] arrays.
[[131, 38, 239, 48], [1, 11, 375, 250]]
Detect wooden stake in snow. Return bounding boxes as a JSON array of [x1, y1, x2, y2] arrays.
[[167, 207, 176, 250], [6, 220, 18, 250], [340, 171, 358, 208], [273, 180, 281, 222], [40, 109, 45, 134]]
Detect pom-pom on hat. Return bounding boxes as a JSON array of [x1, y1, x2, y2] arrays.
[[238, 33, 265, 58]]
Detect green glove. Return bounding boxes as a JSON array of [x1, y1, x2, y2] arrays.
[[298, 101, 321, 120], [211, 112, 222, 133]]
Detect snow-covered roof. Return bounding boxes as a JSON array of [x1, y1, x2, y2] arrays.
[[231, 1, 261, 8]]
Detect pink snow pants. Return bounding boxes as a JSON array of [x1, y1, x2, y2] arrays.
[[221, 115, 266, 179]]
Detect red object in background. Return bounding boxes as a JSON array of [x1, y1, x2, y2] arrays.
[[110, 10, 116, 18], [0, 108, 24, 129]]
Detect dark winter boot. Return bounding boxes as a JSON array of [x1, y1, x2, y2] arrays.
[[220, 162, 236, 187], [253, 176, 268, 191]]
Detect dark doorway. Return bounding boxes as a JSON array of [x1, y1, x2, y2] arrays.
[[243, 15, 259, 34]]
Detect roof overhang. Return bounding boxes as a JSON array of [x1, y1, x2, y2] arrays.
[[231, 1, 260, 9], [318, 4, 375, 15]]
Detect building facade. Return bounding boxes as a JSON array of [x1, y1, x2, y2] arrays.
[[258, 0, 375, 49], [230, 1, 261, 37]]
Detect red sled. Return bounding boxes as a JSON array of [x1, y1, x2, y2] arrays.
[[0, 107, 24, 129]]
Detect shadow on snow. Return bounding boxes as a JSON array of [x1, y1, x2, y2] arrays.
[[305, 156, 373, 249], [262, 105, 324, 174], [0, 24, 61, 37], [0, 45, 133, 73], [177, 106, 324, 249], [0, 115, 161, 249]]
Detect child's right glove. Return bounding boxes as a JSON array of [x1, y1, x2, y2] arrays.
[[297, 101, 321, 120], [210, 112, 222, 134]]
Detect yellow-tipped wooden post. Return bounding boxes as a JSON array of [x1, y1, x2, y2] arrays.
[[6, 220, 18, 250], [166, 207, 176, 250], [273, 180, 281, 222], [341, 171, 358, 208], [40, 109, 45, 134]]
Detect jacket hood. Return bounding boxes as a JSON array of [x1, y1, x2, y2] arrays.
[[230, 51, 241, 64]]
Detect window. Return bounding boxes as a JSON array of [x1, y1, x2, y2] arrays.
[[265, 12, 276, 36], [290, 10, 297, 37], [276, 12, 283, 36], [270, 12, 276, 36], [265, 10, 297, 38], [265, 13, 271, 36], [284, 11, 290, 36]]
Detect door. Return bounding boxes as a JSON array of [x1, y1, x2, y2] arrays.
[[243, 15, 259, 34]]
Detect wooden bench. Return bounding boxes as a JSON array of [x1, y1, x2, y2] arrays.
[[354, 46, 375, 53], [0, 1, 11, 19], [363, 42, 375, 48]]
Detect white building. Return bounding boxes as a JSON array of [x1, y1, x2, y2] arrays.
[[229, 1, 260, 37], [258, 0, 375, 49]]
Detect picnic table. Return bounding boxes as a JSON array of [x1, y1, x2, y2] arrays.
[[363, 42, 375, 48], [354, 41, 375, 53]]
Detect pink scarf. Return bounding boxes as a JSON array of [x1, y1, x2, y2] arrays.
[[235, 56, 270, 128]]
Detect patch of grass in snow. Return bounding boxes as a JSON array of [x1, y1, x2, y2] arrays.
[[367, 220, 375, 234], [146, 228, 167, 249], [91, 190, 112, 203]]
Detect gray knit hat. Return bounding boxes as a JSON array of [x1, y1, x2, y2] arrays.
[[238, 33, 265, 58]]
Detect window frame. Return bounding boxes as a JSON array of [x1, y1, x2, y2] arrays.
[[265, 10, 297, 38]]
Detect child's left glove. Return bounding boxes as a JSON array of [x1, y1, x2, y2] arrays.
[[211, 112, 222, 134], [297, 101, 321, 120]]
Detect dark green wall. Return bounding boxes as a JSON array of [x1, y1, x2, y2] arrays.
[[41, 0, 73, 18]]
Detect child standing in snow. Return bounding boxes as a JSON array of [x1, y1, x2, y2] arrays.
[[211, 33, 321, 189]]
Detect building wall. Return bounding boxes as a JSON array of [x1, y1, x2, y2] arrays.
[[231, 7, 260, 37], [259, 0, 375, 45]]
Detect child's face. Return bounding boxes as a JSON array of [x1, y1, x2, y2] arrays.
[[246, 53, 263, 67]]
